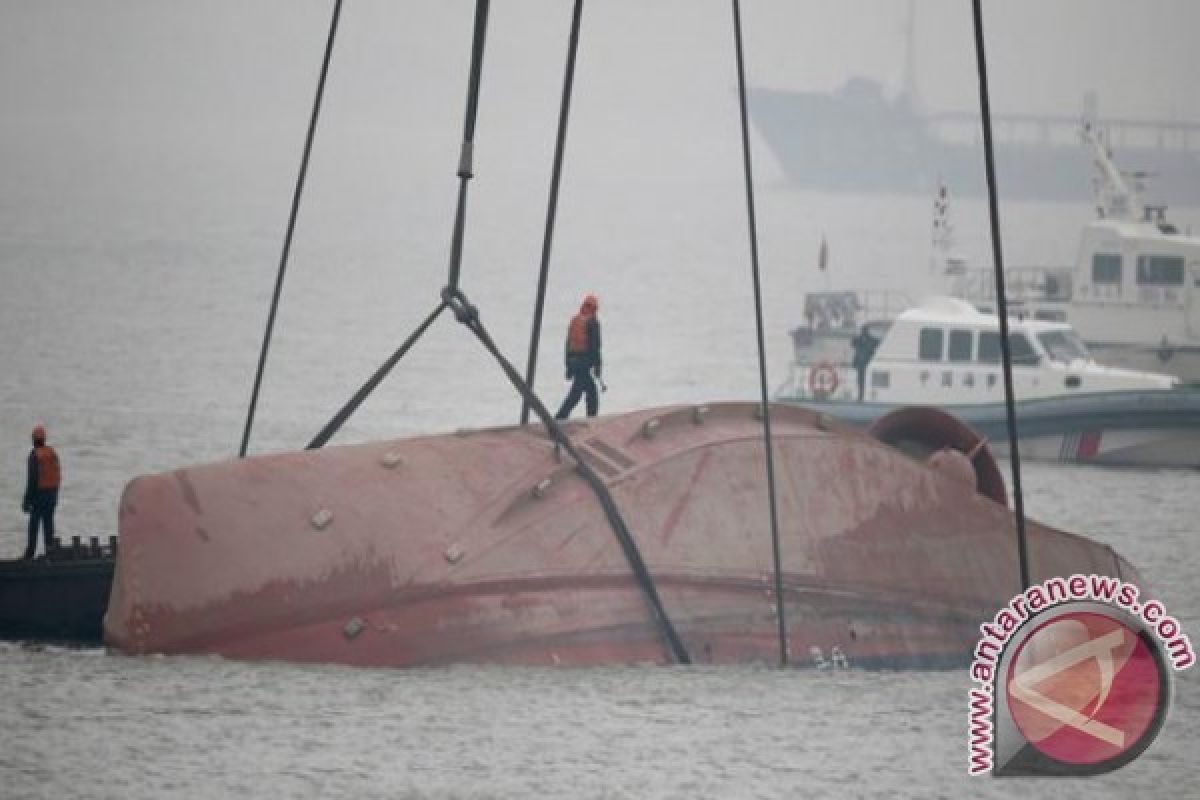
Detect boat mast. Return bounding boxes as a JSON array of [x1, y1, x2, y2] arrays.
[[1081, 121, 1140, 220]]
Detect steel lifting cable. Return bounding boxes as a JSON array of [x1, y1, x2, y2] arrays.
[[442, 288, 691, 664], [971, 0, 1032, 590], [731, 0, 789, 666], [520, 0, 585, 426], [446, 0, 491, 292], [304, 0, 491, 449], [302, 0, 690, 663], [240, 0, 344, 458], [304, 0, 492, 450], [437, 1, 689, 664], [307, 301, 448, 449]]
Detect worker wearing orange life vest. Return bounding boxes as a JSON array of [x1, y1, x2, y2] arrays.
[[554, 293, 603, 419], [22, 424, 61, 560]]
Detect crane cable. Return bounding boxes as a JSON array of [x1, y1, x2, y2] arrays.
[[436, 0, 689, 664], [240, 0, 344, 458], [971, 0, 1032, 590], [731, 0, 790, 666], [295, 0, 691, 664], [520, 0, 585, 426], [443, 288, 691, 664]]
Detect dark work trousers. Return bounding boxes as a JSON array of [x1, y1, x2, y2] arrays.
[[25, 492, 57, 559], [856, 365, 866, 402], [555, 364, 598, 419]]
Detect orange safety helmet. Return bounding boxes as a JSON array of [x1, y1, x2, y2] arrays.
[[32, 424, 46, 444]]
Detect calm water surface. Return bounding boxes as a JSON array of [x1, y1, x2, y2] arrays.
[[2, 181, 1197, 798]]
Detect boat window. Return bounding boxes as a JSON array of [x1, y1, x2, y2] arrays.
[[1136, 255, 1185, 285], [871, 370, 889, 388], [1033, 309, 1067, 322], [977, 331, 1039, 365], [1091, 253, 1122, 284], [947, 330, 973, 362], [978, 332, 1000, 363], [918, 328, 943, 361], [1010, 333, 1039, 365], [1037, 330, 1090, 364]]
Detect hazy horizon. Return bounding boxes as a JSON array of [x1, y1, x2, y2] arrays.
[[3, 2, 1197, 145]]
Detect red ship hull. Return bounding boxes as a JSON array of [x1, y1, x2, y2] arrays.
[[104, 403, 1137, 668]]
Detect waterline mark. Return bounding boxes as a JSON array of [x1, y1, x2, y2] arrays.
[[967, 574, 1193, 776]]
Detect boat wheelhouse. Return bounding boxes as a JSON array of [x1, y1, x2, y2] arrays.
[[947, 124, 1200, 383], [781, 295, 1176, 405], [777, 295, 1200, 468]]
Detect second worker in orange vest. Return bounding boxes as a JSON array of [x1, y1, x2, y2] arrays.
[[554, 294, 603, 420], [22, 424, 61, 560]]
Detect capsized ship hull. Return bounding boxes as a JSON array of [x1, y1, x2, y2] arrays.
[[105, 403, 1138, 668]]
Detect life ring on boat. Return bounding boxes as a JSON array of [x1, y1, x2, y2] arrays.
[[807, 361, 840, 398]]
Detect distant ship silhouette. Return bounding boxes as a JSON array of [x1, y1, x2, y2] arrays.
[[749, 78, 1200, 205]]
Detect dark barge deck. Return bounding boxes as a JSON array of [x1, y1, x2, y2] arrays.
[[0, 537, 116, 643]]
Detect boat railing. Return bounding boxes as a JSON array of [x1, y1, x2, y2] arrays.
[[49, 535, 117, 562], [790, 290, 908, 364], [778, 289, 909, 401], [795, 290, 913, 336], [950, 266, 1074, 309]]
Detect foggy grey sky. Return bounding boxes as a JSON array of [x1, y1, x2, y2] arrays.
[[1, 0, 1197, 226], [3, 1, 1197, 126], [3, 0, 1199, 452]]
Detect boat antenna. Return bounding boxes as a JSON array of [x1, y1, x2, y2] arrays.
[[519, 0, 585, 426], [731, 0, 789, 666], [970, 0, 1031, 590], [239, 0, 344, 458], [931, 180, 952, 271]]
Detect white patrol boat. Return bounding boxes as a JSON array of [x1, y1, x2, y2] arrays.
[[948, 122, 1200, 384], [776, 294, 1200, 468]]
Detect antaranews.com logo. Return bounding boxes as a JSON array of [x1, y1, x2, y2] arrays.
[[967, 574, 1194, 776]]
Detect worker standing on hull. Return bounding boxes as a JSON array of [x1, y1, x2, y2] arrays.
[[555, 294, 603, 420], [22, 424, 61, 560]]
